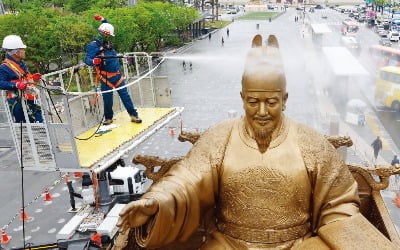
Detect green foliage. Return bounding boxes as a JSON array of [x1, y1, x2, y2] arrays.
[[3, 0, 20, 13], [0, 1, 199, 73], [65, 0, 96, 13], [92, 0, 123, 9], [375, 0, 386, 6], [83, 2, 199, 52], [164, 35, 184, 47], [168, 4, 199, 31], [0, 8, 58, 72], [49, 0, 66, 8], [53, 15, 94, 66]]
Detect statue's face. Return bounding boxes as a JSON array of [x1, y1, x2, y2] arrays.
[[241, 71, 288, 134], [241, 90, 285, 133]]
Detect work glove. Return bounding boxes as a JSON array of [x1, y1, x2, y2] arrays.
[[94, 14, 105, 21], [93, 58, 102, 65], [32, 73, 42, 82], [15, 81, 27, 91]]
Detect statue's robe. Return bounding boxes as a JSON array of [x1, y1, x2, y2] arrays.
[[133, 117, 394, 249]]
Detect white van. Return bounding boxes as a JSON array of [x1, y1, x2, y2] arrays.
[[389, 31, 400, 42]]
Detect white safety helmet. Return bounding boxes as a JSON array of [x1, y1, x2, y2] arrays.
[[98, 23, 115, 37], [2, 35, 27, 50]]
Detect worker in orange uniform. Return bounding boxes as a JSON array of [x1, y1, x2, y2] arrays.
[[0, 35, 42, 123], [84, 15, 142, 125]]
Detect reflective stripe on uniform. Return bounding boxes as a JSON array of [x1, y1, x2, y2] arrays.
[[99, 71, 123, 88], [2, 59, 37, 100], [95, 66, 124, 89]]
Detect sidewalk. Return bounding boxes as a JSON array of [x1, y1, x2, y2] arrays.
[[301, 20, 397, 168]]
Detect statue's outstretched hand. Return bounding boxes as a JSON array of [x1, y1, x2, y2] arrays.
[[117, 198, 158, 233]]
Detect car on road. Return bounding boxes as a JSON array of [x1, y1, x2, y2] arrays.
[[379, 37, 392, 47], [227, 8, 237, 14], [389, 31, 400, 42], [375, 25, 384, 33], [341, 36, 361, 54], [379, 30, 388, 38]]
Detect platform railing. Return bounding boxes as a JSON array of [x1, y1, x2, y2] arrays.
[[0, 86, 80, 171], [42, 52, 168, 135]]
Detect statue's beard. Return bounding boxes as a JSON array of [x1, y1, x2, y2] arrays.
[[254, 128, 272, 153]]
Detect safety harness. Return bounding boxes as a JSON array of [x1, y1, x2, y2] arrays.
[[2, 58, 37, 100], [92, 40, 124, 89], [2, 58, 40, 122]]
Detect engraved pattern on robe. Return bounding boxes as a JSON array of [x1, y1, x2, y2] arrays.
[[217, 119, 311, 236]]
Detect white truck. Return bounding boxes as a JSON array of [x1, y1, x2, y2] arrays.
[[108, 166, 147, 194], [389, 31, 400, 42]]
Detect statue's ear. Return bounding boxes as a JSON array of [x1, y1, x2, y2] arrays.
[[267, 35, 279, 48], [252, 34, 262, 48]]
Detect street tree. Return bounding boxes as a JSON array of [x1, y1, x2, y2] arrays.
[[53, 15, 94, 66], [169, 4, 199, 41], [144, 2, 176, 50], [3, 0, 20, 13], [12, 9, 62, 72], [65, 0, 95, 13], [375, 0, 388, 13], [0, 1, 199, 72], [84, 7, 140, 52]]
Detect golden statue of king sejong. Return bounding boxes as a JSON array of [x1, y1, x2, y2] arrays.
[[116, 35, 397, 249]]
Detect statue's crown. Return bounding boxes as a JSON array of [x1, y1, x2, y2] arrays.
[[242, 34, 286, 90]]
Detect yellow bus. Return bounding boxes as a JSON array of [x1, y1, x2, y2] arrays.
[[375, 66, 400, 111]]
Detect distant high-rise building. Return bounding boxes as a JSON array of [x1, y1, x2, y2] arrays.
[[128, 0, 137, 6], [0, 0, 5, 15]]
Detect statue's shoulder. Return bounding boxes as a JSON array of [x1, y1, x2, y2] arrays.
[[291, 119, 333, 153], [291, 119, 339, 175], [207, 118, 237, 133], [199, 118, 237, 143]]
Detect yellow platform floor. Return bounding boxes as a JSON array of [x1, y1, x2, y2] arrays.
[[76, 107, 175, 168]]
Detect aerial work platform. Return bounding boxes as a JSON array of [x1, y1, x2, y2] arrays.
[[76, 107, 177, 169], [0, 53, 181, 173]]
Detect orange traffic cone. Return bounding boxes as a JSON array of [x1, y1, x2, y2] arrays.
[[1, 228, 11, 244], [20, 208, 29, 221], [169, 128, 175, 136], [44, 188, 52, 201], [74, 172, 82, 178]]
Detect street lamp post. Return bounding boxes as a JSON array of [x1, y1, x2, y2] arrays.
[[216, 0, 219, 21]]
